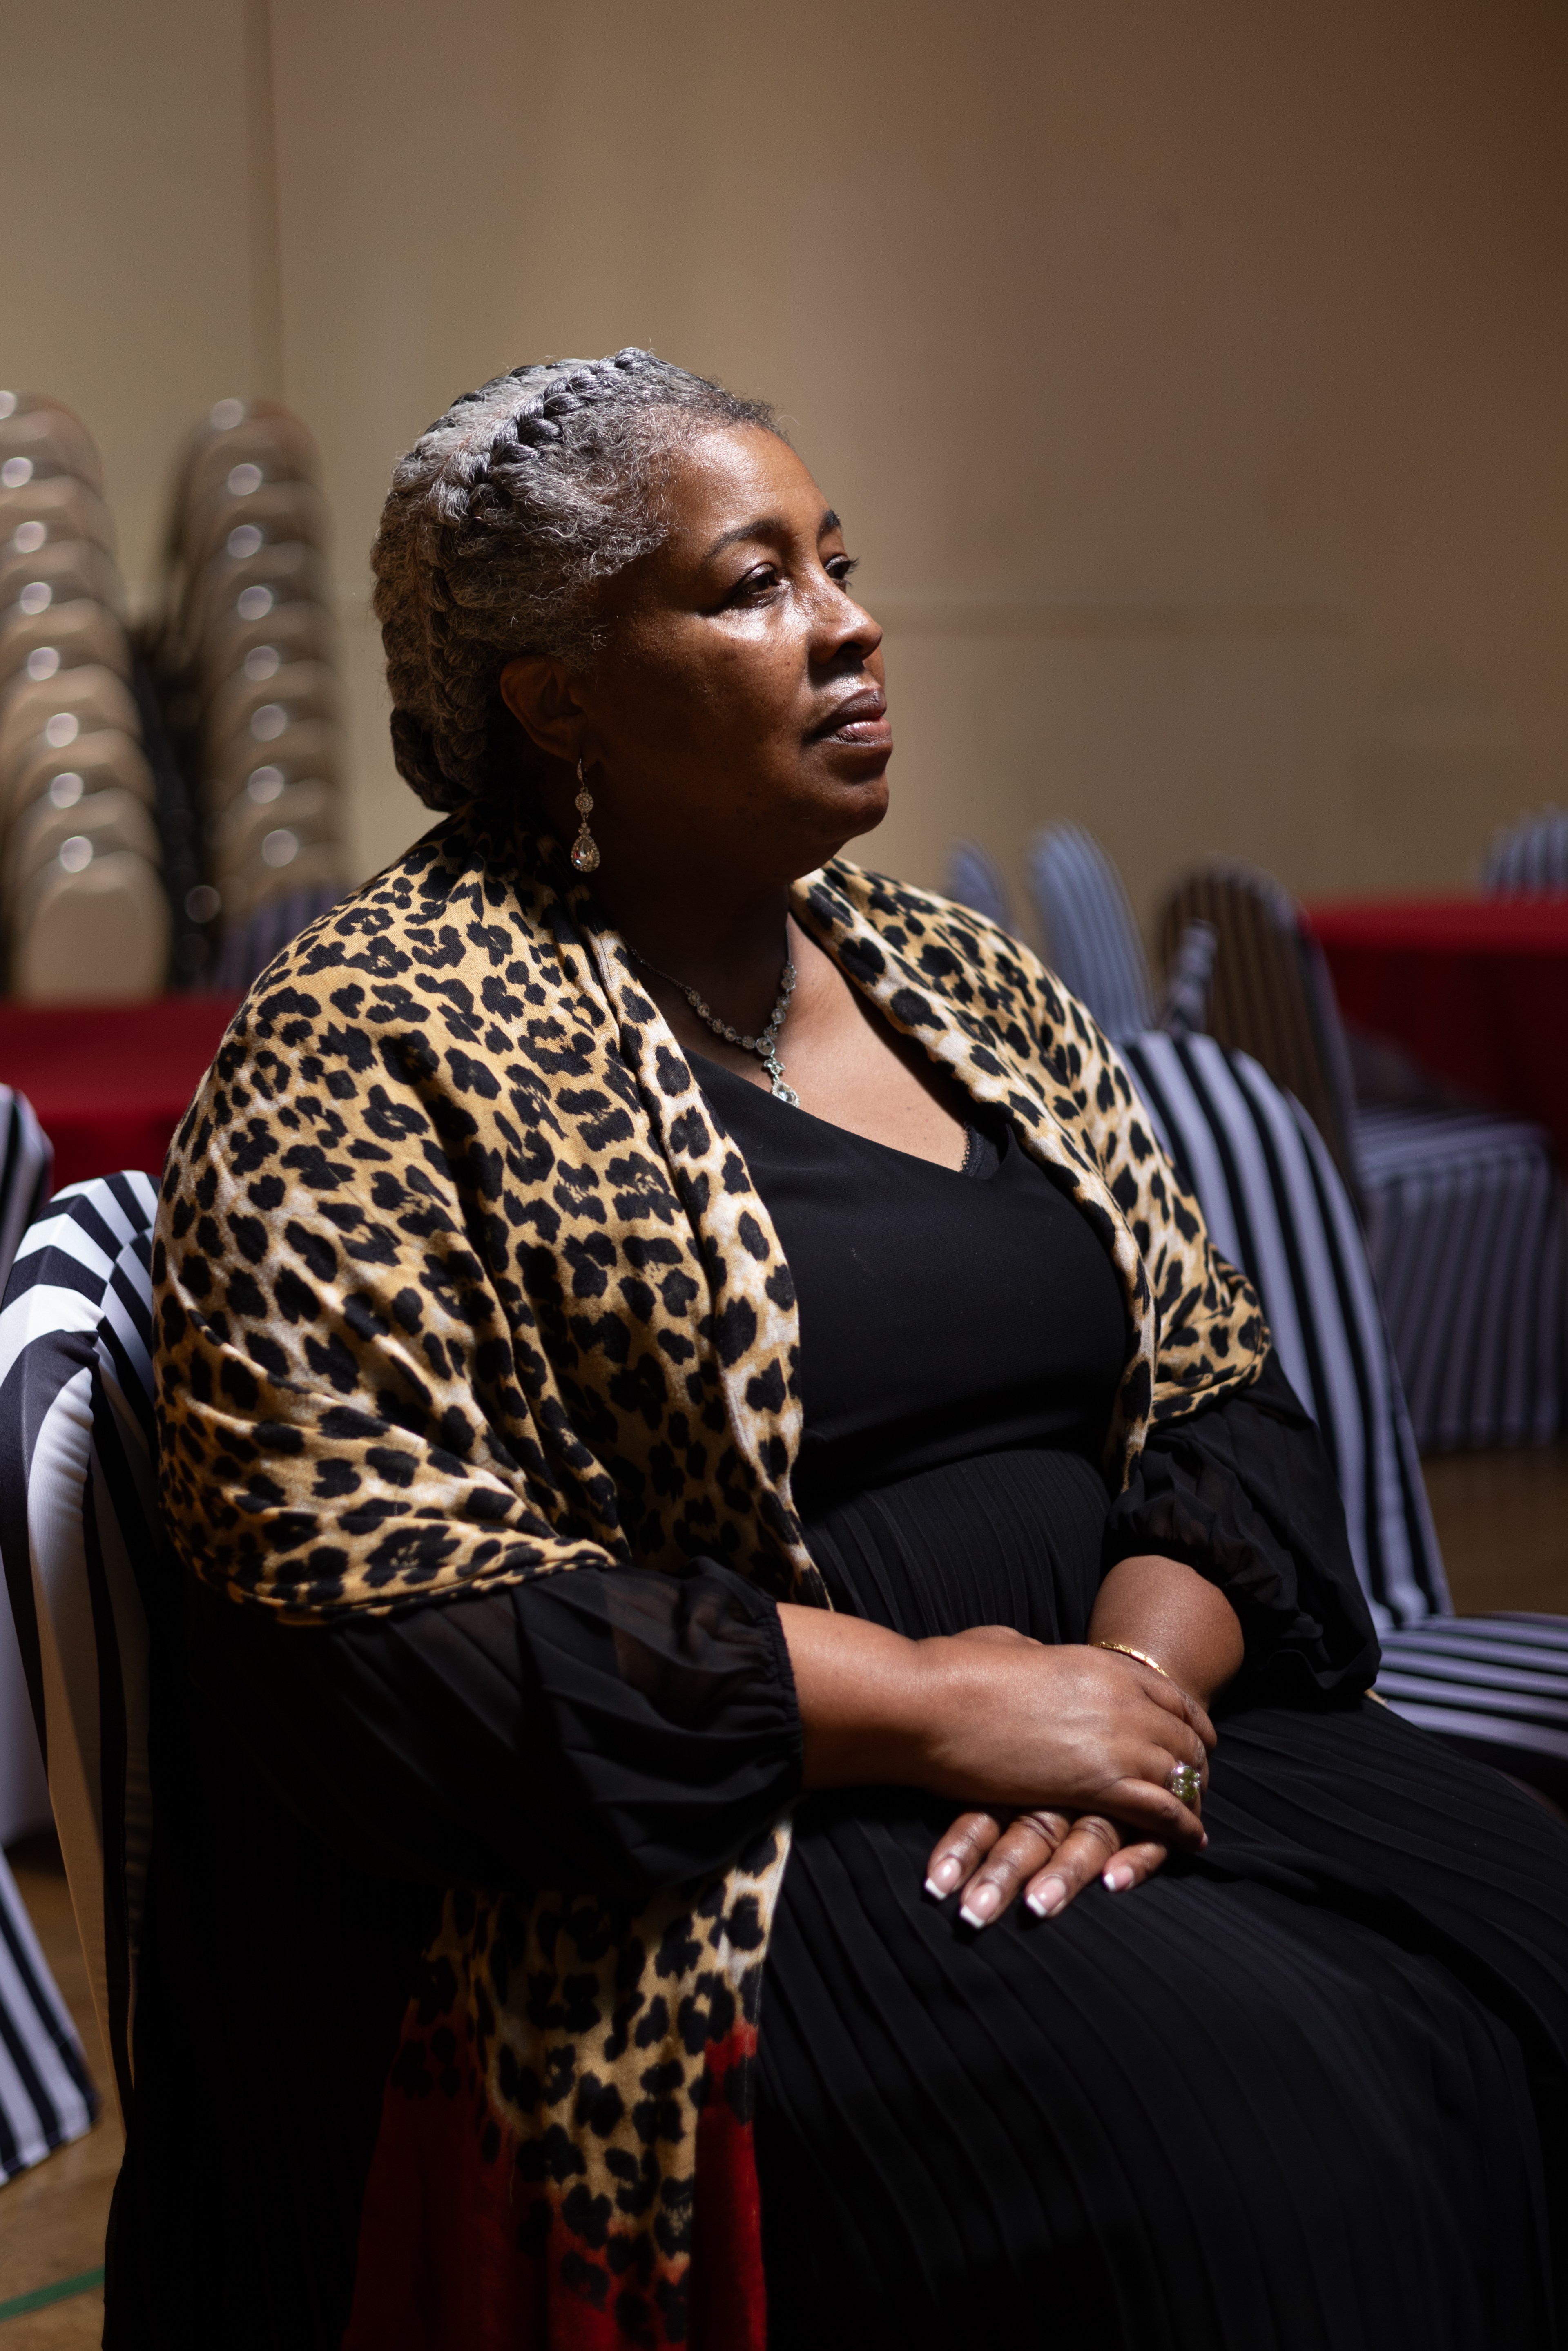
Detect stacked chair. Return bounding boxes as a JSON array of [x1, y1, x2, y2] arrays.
[[1158, 861, 1564, 1452], [1482, 806, 1568, 893], [0, 393, 169, 999], [154, 398, 347, 989]]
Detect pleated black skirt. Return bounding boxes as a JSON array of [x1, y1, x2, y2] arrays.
[[755, 1449, 1568, 2351]]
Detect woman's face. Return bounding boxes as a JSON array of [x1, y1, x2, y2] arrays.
[[502, 424, 891, 891]]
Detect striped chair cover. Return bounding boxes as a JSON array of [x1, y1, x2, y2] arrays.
[[1357, 1107, 1564, 1450], [1373, 1615, 1568, 1807], [1027, 823, 1157, 1042], [1123, 1032, 1446, 1625], [1026, 825, 1222, 1043], [1158, 863, 1357, 1184], [0, 1844, 96, 2180], [0, 1089, 57, 1849], [211, 877, 345, 995], [0, 1172, 161, 2128], [944, 840, 1014, 933], [1158, 861, 1565, 1451], [1158, 916, 1217, 1038], [1481, 805, 1568, 894], [1123, 1030, 1568, 1803], [0, 1090, 100, 2182]]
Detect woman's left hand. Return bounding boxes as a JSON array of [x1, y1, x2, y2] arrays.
[[924, 1806, 1174, 1929]]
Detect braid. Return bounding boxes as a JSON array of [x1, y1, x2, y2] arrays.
[[372, 350, 781, 810]]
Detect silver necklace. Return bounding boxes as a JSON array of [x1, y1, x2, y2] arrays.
[[630, 944, 799, 1105]]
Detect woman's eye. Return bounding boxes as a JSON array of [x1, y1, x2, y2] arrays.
[[732, 566, 781, 602], [826, 553, 860, 584]]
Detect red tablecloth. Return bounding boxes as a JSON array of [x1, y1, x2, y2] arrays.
[[1308, 895, 1568, 1162], [0, 996, 239, 1193]]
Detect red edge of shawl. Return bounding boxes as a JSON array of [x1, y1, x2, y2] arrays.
[[343, 2001, 767, 2350]]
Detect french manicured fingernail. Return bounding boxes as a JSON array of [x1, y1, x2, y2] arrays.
[[1102, 1865, 1134, 1893], [925, 1856, 964, 1899], [1025, 1875, 1068, 1919], [958, 1881, 1001, 1927]]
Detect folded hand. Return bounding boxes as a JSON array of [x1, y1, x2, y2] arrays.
[[925, 1803, 1180, 1929], [920, 1631, 1211, 1930]]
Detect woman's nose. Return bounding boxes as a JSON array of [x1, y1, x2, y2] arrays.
[[814, 579, 882, 665]]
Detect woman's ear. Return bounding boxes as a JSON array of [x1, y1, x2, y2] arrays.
[[500, 656, 584, 763]]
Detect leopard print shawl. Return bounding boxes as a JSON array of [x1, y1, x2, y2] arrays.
[[154, 805, 1267, 2347]]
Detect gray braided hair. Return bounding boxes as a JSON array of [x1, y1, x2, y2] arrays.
[[371, 349, 781, 810]]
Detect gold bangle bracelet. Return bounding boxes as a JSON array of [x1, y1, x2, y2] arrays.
[[1095, 1639, 1176, 1684]]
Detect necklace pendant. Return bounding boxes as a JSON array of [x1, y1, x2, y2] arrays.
[[763, 1055, 799, 1106], [627, 938, 798, 1098]]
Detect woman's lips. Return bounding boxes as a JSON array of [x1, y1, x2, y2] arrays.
[[812, 690, 891, 747]]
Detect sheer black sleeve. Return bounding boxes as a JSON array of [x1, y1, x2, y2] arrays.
[[1104, 1352, 1381, 1701], [186, 1561, 803, 1902]]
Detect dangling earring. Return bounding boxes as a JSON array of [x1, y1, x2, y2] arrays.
[[570, 755, 600, 874]]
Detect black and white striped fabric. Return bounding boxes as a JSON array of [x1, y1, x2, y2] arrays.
[[1481, 805, 1568, 893], [1410, 815, 1568, 1442], [211, 877, 346, 996], [1123, 1031, 1448, 1626], [1357, 1105, 1564, 1449], [1157, 915, 1217, 1038], [0, 1089, 100, 2182], [945, 839, 1014, 933], [0, 1087, 57, 1849], [1027, 823, 1158, 1042], [1158, 863, 1359, 1183], [0, 1172, 161, 2128], [1374, 1614, 1568, 1809], [1123, 1029, 1568, 1802], [0, 1090, 54, 1288], [1158, 858, 1565, 1450], [0, 1843, 96, 2181]]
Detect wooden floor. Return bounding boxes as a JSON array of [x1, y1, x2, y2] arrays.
[[2, 1441, 1566, 2339], [0, 1836, 118, 2347], [1422, 1441, 1568, 1614]]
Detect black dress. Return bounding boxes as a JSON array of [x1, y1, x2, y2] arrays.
[[702, 1065, 1568, 2351], [120, 1064, 1568, 2351]]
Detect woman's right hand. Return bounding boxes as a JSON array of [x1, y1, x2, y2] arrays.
[[912, 1624, 1213, 1847], [777, 1607, 1213, 1853]]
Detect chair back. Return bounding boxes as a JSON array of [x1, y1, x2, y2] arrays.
[[0, 1090, 55, 1848], [1027, 823, 1156, 1041], [211, 875, 344, 994], [0, 1171, 161, 2125], [944, 839, 1013, 932], [1157, 861, 1359, 1188], [1155, 917, 1217, 1037], [1122, 1030, 1448, 1628], [1481, 805, 1568, 894], [0, 1845, 98, 2178]]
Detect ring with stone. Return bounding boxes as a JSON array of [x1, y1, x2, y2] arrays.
[[1166, 1761, 1202, 1809]]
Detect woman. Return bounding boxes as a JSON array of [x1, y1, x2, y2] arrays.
[[133, 351, 1568, 2351]]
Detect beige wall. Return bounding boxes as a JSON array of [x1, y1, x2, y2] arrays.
[[4, 0, 1566, 952]]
